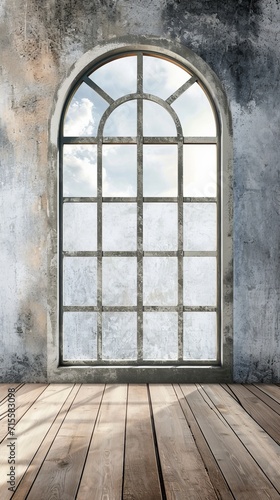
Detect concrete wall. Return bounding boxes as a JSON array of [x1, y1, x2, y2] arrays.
[[0, 0, 279, 382]]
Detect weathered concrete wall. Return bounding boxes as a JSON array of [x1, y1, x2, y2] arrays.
[[0, 0, 279, 382]]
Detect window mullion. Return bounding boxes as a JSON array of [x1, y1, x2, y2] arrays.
[[97, 139, 103, 361], [178, 139, 184, 362], [137, 53, 143, 362]]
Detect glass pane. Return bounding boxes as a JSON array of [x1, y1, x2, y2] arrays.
[[63, 257, 97, 306], [143, 100, 177, 136], [143, 56, 191, 100], [63, 203, 97, 251], [184, 203, 216, 251], [64, 82, 108, 136], [183, 145, 216, 197], [89, 56, 137, 100], [172, 82, 216, 136], [143, 145, 177, 197], [103, 203, 137, 251], [184, 257, 216, 306], [183, 312, 216, 360], [102, 257, 137, 306], [103, 100, 137, 136], [63, 145, 97, 197], [102, 312, 137, 360], [63, 312, 97, 360], [143, 203, 178, 251], [103, 145, 137, 197], [143, 257, 177, 306], [143, 312, 178, 360]]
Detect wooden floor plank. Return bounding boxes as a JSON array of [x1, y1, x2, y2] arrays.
[[0, 384, 22, 407], [246, 384, 280, 416], [254, 384, 280, 405], [27, 384, 104, 500], [181, 384, 280, 499], [228, 384, 280, 445], [0, 384, 74, 500], [149, 384, 218, 500], [12, 384, 81, 500], [174, 384, 234, 500], [201, 384, 280, 494], [123, 384, 162, 500], [0, 384, 47, 444], [77, 384, 127, 500]]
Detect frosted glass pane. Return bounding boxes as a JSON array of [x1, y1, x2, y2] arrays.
[[63, 312, 97, 360], [184, 145, 216, 197], [63, 145, 97, 197], [184, 312, 216, 360], [104, 101, 137, 136], [143, 312, 178, 360], [143, 258, 177, 306], [103, 203, 137, 251], [63, 257, 97, 306], [89, 56, 137, 100], [102, 257, 137, 306], [103, 145, 137, 197], [64, 82, 108, 136], [143, 56, 191, 100], [143, 203, 178, 251], [184, 203, 216, 251], [172, 83, 216, 136], [143, 145, 177, 197], [102, 312, 137, 360], [143, 100, 177, 136], [184, 257, 216, 306], [63, 203, 97, 251]]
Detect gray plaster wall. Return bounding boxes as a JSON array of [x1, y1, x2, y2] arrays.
[[0, 0, 279, 382]]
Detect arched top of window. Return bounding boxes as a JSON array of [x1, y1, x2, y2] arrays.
[[62, 52, 217, 140]]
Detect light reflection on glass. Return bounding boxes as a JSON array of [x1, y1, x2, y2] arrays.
[[64, 82, 108, 136], [104, 100, 137, 136], [172, 83, 216, 136], [184, 257, 216, 306], [63, 257, 97, 306], [102, 257, 137, 306], [89, 56, 137, 100], [143, 100, 177, 136], [143, 203, 178, 251], [63, 145, 97, 197], [63, 312, 97, 360], [103, 145, 137, 196], [143, 145, 177, 197], [143, 313, 178, 360], [102, 312, 137, 360], [143, 257, 178, 306], [63, 203, 97, 251], [184, 203, 217, 251], [143, 56, 191, 100], [184, 312, 216, 360], [183, 145, 216, 197], [103, 203, 137, 251]]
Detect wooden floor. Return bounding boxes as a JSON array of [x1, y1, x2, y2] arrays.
[[0, 384, 280, 499]]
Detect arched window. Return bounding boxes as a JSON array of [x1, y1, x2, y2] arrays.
[[54, 43, 232, 382]]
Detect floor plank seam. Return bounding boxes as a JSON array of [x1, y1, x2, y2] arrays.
[[147, 385, 166, 500], [121, 384, 129, 500], [75, 384, 106, 499]]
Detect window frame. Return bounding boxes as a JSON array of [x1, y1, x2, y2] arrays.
[[48, 38, 233, 383]]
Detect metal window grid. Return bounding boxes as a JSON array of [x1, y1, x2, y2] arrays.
[[59, 51, 220, 367]]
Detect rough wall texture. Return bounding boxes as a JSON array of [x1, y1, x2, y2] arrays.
[[0, 0, 279, 382]]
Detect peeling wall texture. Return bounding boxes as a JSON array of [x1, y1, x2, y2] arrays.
[[0, 0, 279, 382]]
